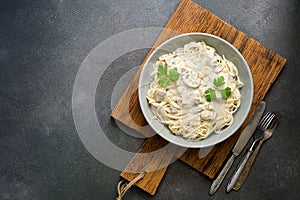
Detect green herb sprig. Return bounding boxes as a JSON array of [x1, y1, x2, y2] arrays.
[[157, 63, 179, 87], [205, 76, 232, 102]]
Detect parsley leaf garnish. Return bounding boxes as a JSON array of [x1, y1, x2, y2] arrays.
[[157, 63, 168, 78], [158, 77, 170, 87], [205, 76, 232, 101], [205, 88, 217, 102], [157, 63, 179, 87], [169, 68, 179, 81], [213, 76, 225, 87], [220, 87, 232, 100]]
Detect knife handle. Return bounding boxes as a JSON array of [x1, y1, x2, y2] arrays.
[[209, 154, 236, 195], [233, 140, 263, 190], [226, 150, 252, 192]]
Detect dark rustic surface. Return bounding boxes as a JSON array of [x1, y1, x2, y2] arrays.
[[0, 0, 299, 200]]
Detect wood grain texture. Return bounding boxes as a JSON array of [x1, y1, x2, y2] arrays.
[[120, 135, 185, 195], [111, 0, 286, 195]]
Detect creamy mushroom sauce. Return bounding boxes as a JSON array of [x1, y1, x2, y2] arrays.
[[147, 41, 243, 140]]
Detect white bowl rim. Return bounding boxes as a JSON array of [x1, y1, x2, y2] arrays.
[[138, 32, 253, 148]]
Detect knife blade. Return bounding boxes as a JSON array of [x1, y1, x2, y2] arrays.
[[209, 101, 266, 195]]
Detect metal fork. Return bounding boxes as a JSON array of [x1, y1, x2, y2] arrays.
[[232, 117, 280, 190], [226, 111, 280, 192]]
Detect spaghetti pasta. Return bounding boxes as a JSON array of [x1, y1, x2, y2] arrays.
[[147, 41, 243, 140]]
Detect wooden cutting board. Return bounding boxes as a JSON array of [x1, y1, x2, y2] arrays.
[[111, 0, 286, 195]]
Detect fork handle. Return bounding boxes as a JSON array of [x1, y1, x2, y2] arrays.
[[233, 140, 264, 190], [226, 149, 252, 192]]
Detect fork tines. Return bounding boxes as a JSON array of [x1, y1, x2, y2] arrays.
[[258, 111, 282, 131]]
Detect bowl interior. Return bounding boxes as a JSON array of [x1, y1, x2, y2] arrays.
[[138, 33, 253, 148]]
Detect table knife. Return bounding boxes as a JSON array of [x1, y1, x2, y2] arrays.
[[209, 101, 266, 195]]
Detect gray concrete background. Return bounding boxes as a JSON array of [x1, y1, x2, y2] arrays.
[[0, 0, 299, 199]]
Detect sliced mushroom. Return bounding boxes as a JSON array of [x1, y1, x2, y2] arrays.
[[154, 90, 166, 103], [213, 64, 223, 73], [200, 110, 216, 121], [201, 66, 212, 76], [237, 80, 244, 88], [182, 70, 201, 88]]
